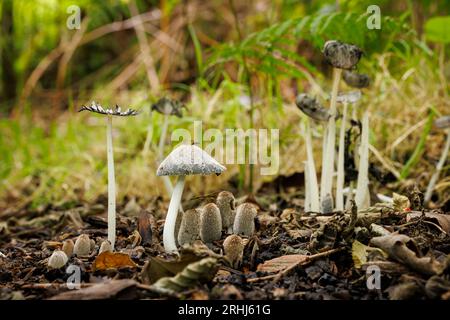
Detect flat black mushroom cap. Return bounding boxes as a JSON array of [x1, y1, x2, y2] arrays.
[[156, 144, 226, 176], [79, 101, 139, 116], [323, 40, 363, 70]]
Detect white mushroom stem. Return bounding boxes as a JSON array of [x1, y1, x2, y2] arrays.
[[305, 119, 320, 212], [321, 68, 342, 211], [303, 161, 311, 212], [424, 129, 450, 204], [336, 101, 348, 211], [142, 109, 153, 156], [163, 175, 185, 254], [355, 111, 370, 209], [106, 115, 116, 250]]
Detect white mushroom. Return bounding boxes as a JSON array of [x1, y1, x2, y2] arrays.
[[355, 111, 370, 209], [156, 144, 226, 254], [335, 91, 361, 211]]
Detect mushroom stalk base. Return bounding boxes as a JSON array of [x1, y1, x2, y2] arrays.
[[424, 130, 450, 204], [106, 116, 116, 250], [163, 175, 185, 254], [336, 102, 348, 211]]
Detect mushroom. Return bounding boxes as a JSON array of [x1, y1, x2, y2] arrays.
[[216, 191, 236, 233], [79, 102, 139, 250], [321, 40, 363, 212], [200, 203, 222, 245], [73, 234, 91, 257], [233, 203, 257, 237], [99, 240, 113, 254], [223, 234, 244, 269], [48, 250, 68, 269], [156, 144, 226, 254], [335, 91, 362, 211], [295, 94, 324, 212], [62, 239, 74, 258], [343, 71, 370, 89], [178, 208, 200, 246], [355, 111, 370, 209], [424, 116, 450, 205]]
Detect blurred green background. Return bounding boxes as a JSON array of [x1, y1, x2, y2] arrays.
[[0, 0, 449, 211]]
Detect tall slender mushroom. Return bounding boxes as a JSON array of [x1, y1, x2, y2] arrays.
[[321, 40, 363, 212], [79, 102, 139, 250], [355, 111, 370, 209], [295, 94, 330, 212], [156, 144, 226, 254], [424, 115, 450, 205], [335, 91, 362, 211]]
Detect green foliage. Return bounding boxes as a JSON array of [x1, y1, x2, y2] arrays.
[[425, 16, 450, 44]]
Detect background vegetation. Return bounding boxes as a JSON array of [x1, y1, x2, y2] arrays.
[[0, 0, 449, 212]]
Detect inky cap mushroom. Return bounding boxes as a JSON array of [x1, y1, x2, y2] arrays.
[[152, 97, 185, 118], [343, 71, 370, 88], [178, 208, 201, 246], [223, 234, 244, 269], [216, 191, 236, 232], [233, 203, 258, 237], [157, 144, 226, 254], [323, 40, 363, 70], [200, 203, 222, 245], [336, 90, 362, 104], [296, 93, 332, 122]]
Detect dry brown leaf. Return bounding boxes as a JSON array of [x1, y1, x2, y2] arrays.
[[407, 212, 450, 234], [92, 251, 137, 271], [257, 254, 309, 273], [49, 279, 137, 300], [370, 234, 442, 276]]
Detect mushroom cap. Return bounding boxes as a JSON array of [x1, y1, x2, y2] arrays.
[[435, 116, 450, 129], [343, 71, 370, 88], [79, 101, 139, 116], [323, 40, 363, 70], [336, 90, 362, 104], [157, 144, 226, 176], [295, 93, 332, 122]]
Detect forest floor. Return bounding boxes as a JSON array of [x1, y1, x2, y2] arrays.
[[1, 175, 450, 300]]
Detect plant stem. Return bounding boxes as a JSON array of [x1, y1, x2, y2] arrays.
[[321, 68, 342, 211], [303, 161, 310, 212], [355, 111, 369, 209], [305, 118, 320, 212], [424, 130, 450, 205], [106, 115, 116, 250], [163, 175, 185, 254], [336, 102, 348, 211]]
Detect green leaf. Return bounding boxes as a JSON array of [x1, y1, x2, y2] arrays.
[[425, 16, 450, 44]]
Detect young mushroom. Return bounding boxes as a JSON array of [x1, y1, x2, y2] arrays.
[[200, 203, 222, 245], [99, 240, 113, 254], [223, 234, 244, 269], [156, 144, 226, 254], [48, 250, 68, 269], [178, 208, 201, 246], [62, 239, 74, 258], [335, 91, 362, 211], [321, 40, 363, 212], [216, 191, 236, 233], [233, 203, 257, 237], [424, 115, 450, 205], [79, 102, 139, 250], [73, 234, 91, 257]]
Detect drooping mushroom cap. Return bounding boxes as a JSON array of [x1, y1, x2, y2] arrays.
[[336, 90, 362, 104], [157, 144, 226, 176], [296, 93, 332, 122], [323, 40, 363, 70], [151, 97, 185, 118], [435, 116, 450, 129]]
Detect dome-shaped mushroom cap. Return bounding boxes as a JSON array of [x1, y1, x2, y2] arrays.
[[157, 144, 226, 176], [435, 116, 450, 129]]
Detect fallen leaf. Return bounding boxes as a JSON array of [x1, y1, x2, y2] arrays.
[[257, 254, 309, 273], [92, 252, 137, 271], [153, 258, 219, 292], [49, 279, 137, 300], [370, 234, 442, 276], [407, 212, 450, 234], [352, 240, 385, 268]]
